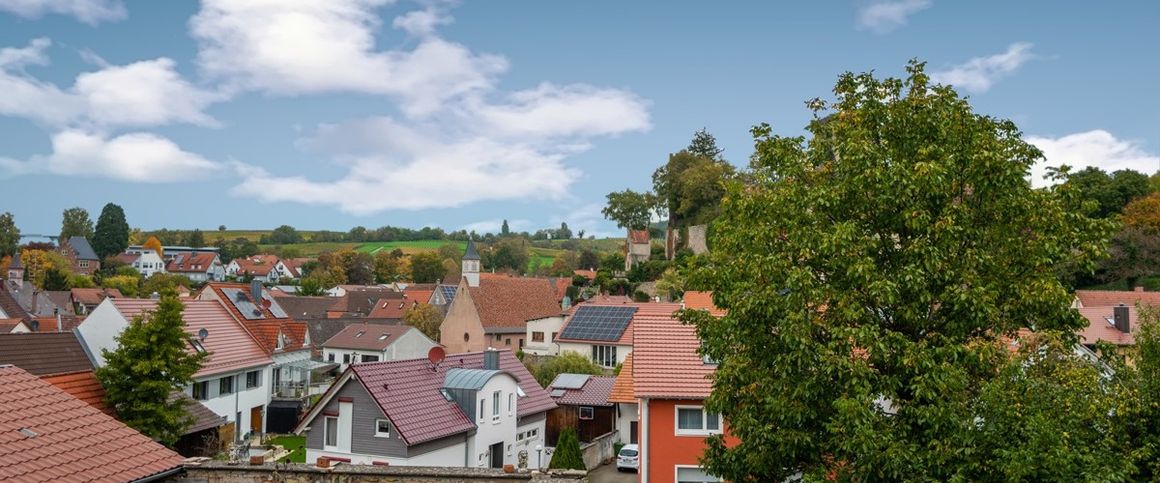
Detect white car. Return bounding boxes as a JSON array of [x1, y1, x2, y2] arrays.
[[616, 444, 639, 472]]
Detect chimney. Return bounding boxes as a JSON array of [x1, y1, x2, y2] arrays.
[[483, 348, 500, 371], [1113, 304, 1130, 333], [251, 280, 263, 304], [55, 310, 62, 333]]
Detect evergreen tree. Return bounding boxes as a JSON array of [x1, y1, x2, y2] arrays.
[[96, 293, 205, 447], [42, 267, 71, 291], [686, 127, 724, 160], [501, 219, 510, 236], [187, 228, 205, 248], [59, 207, 94, 241], [0, 212, 18, 258], [92, 203, 130, 259], [548, 428, 586, 470]]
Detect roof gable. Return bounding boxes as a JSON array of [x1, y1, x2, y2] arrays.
[[66, 236, 99, 260], [468, 277, 561, 330], [0, 332, 93, 376], [633, 314, 715, 399], [608, 352, 635, 404], [549, 374, 615, 407], [321, 323, 414, 351]]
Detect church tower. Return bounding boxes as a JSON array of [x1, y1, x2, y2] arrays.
[[462, 239, 480, 287]]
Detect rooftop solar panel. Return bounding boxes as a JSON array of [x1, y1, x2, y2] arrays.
[[558, 305, 637, 342], [550, 389, 567, 398], [263, 293, 288, 318], [552, 373, 591, 390], [437, 285, 458, 305], [222, 288, 264, 320]]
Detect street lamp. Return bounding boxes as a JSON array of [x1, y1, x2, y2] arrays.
[[535, 444, 543, 471]]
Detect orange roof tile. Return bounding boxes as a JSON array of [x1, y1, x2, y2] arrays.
[[633, 314, 714, 399], [469, 277, 561, 330], [41, 371, 111, 415], [0, 366, 184, 482], [233, 254, 280, 276], [1074, 289, 1160, 309], [111, 299, 274, 378], [683, 290, 726, 316], [608, 352, 635, 404], [70, 287, 123, 306], [166, 251, 219, 273], [367, 290, 432, 319], [1076, 306, 1136, 346]]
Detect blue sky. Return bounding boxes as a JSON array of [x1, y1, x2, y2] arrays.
[[1, 0, 1157, 237]]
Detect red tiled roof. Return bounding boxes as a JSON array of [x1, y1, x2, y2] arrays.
[[628, 229, 650, 245], [114, 253, 139, 265], [233, 255, 279, 276], [556, 303, 681, 345], [0, 366, 184, 482], [608, 353, 635, 404], [469, 277, 561, 330], [322, 323, 415, 351], [366, 291, 430, 319], [167, 251, 219, 273], [683, 291, 726, 316], [633, 314, 714, 399], [573, 269, 597, 280], [111, 299, 273, 378], [1076, 307, 1136, 346], [0, 320, 21, 333], [279, 258, 312, 278], [245, 319, 311, 354], [41, 371, 111, 415], [1074, 289, 1160, 309], [70, 287, 123, 306], [336, 350, 556, 446], [549, 375, 615, 407]]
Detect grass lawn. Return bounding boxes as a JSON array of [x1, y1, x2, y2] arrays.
[[257, 242, 360, 257], [269, 435, 306, 463], [356, 240, 464, 254]]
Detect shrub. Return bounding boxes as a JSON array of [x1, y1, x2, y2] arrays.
[[549, 428, 585, 470]]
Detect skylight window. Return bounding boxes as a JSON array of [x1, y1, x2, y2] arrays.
[[355, 330, 365, 338], [516, 386, 527, 398], [378, 333, 389, 340], [440, 389, 454, 401], [189, 339, 207, 353]]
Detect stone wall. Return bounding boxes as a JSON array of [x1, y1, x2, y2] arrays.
[[173, 460, 586, 482], [579, 431, 618, 471]]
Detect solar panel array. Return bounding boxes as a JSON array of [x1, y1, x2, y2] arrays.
[[552, 374, 590, 390], [222, 288, 264, 320], [558, 305, 638, 342], [437, 285, 458, 305], [550, 389, 567, 398], [263, 293, 288, 318]]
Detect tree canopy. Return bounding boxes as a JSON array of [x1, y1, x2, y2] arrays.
[[410, 252, 448, 283], [602, 189, 657, 231], [532, 351, 603, 387], [60, 207, 94, 241], [92, 203, 130, 260], [404, 303, 443, 341], [96, 293, 205, 447], [684, 61, 1114, 481], [0, 212, 20, 258]]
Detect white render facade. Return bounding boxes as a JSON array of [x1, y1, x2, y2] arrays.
[[188, 365, 273, 439], [556, 341, 633, 368], [523, 315, 565, 356], [322, 330, 440, 372], [124, 249, 166, 277]]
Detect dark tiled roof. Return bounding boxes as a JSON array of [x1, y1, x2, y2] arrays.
[[66, 236, 99, 260], [549, 374, 615, 407], [170, 392, 226, 434], [341, 350, 555, 445], [0, 332, 93, 376], [8, 251, 22, 269], [43, 291, 74, 315], [322, 323, 415, 351], [332, 288, 400, 316], [0, 366, 185, 482], [462, 239, 481, 261], [274, 296, 335, 319], [71, 287, 123, 306], [0, 283, 30, 321], [303, 318, 402, 348]]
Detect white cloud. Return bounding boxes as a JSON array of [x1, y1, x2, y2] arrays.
[[0, 0, 126, 25], [0, 38, 221, 129], [1027, 130, 1160, 186], [462, 219, 533, 235], [190, 0, 506, 117], [856, 0, 930, 34], [392, 6, 452, 37], [470, 83, 650, 139], [930, 42, 1035, 93], [2, 130, 220, 182]]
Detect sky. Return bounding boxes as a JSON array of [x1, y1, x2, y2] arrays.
[[1, 0, 1157, 238]]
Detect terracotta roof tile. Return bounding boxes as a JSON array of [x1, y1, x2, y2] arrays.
[[233, 255, 279, 277], [70, 288, 123, 307], [469, 277, 561, 330], [335, 350, 555, 445], [367, 290, 430, 319], [322, 324, 417, 351], [0, 332, 94, 376], [683, 291, 726, 316], [0, 366, 184, 482], [167, 251, 219, 273], [41, 371, 111, 415], [1075, 289, 1160, 309], [608, 352, 635, 404], [549, 375, 615, 407], [279, 258, 311, 278], [1076, 306, 1136, 346], [633, 314, 714, 399], [111, 299, 273, 378]]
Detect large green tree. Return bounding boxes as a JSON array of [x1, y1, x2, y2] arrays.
[[0, 212, 19, 257], [92, 203, 130, 259], [403, 302, 443, 340], [59, 207, 94, 241], [96, 293, 205, 447], [410, 252, 447, 283], [601, 189, 657, 231], [652, 130, 735, 227], [532, 351, 604, 387], [1064, 167, 1152, 217], [684, 62, 1114, 481], [488, 238, 530, 273]]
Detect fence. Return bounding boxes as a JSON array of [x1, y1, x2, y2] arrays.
[[579, 430, 618, 470]]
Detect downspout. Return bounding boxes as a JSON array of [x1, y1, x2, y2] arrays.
[[235, 371, 241, 442], [640, 398, 648, 482]]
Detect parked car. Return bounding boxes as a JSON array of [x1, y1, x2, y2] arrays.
[[616, 444, 639, 472]]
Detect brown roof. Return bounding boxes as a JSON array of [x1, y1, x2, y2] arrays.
[[0, 332, 94, 376], [573, 269, 597, 280], [0, 366, 185, 482], [42, 370, 111, 415], [628, 229, 650, 245], [272, 295, 335, 319], [233, 254, 279, 276], [1076, 307, 1136, 346], [683, 291, 726, 316], [608, 352, 635, 404], [303, 318, 401, 348], [1074, 289, 1160, 309], [0, 320, 22, 333], [279, 258, 312, 278], [171, 392, 226, 434], [111, 299, 274, 378], [633, 314, 714, 399], [167, 251, 219, 273], [367, 290, 431, 319], [43, 291, 74, 315], [549, 374, 616, 407], [114, 253, 140, 265], [71, 287, 124, 306], [0, 283, 29, 320], [469, 277, 561, 331], [322, 323, 417, 351], [331, 288, 400, 316], [246, 319, 311, 354]]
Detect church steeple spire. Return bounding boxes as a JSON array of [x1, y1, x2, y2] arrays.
[[462, 239, 480, 287]]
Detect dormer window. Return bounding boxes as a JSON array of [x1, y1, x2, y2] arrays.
[[275, 333, 285, 350]]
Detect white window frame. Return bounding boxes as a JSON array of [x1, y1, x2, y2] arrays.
[[592, 345, 617, 368], [374, 418, 391, 438], [492, 390, 501, 423], [674, 405, 722, 436], [508, 392, 514, 416], [675, 465, 724, 482], [324, 416, 339, 449], [246, 370, 260, 389], [579, 406, 595, 420]]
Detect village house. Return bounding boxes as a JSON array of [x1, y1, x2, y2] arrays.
[[439, 241, 561, 353], [70, 287, 123, 315], [167, 250, 226, 283], [295, 349, 555, 468], [117, 247, 167, 277], [321, 323, 440, 372], [632, 313, 734, 483], [522, 314, 566, 357], [544, 374, 617, 446], [0, 365, 186, 481], [59, 236, 100, 275], [1, 255, 75, 324], [77, 298, 275, 441], [555, 303, 681, 368], [275, 257, 312, 281], [227, 254, 282, 283], [367, 285, 436, 320], [609, 352, 638, 445], [329, 287, 400, 318], [624, 229, 650, 271]]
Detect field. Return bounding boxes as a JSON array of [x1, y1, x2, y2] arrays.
[[355, 240, 462, 254]]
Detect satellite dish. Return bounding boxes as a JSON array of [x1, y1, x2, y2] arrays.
[[427, 346, 446, 365], [198, 328, 209, 341]]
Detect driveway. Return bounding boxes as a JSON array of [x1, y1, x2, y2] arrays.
[[588, 462, 637, 483]]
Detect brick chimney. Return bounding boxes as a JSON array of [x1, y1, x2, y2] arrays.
[[1113, 304, 1130, 333], [483, 348, 500, 371]]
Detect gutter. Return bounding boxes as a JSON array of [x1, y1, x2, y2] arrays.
[[132, 465, 183, 483]]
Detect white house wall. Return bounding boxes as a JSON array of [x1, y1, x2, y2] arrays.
[[616, 402, 638, 445], [556, 342, 633, 367], [524, 316, 564, 356], [468, 374, 520, 469], [190, 366, 272, 438], [75, 298, 128, 367], [306, 440, 467, 467]]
